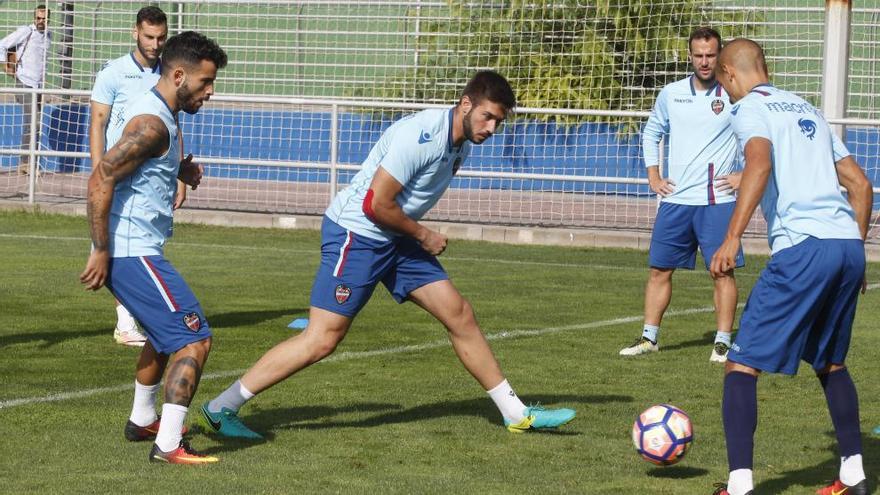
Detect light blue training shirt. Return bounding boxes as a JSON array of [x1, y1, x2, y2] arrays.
[[730, 83, 860, 254], [106, 88, 180, 257], [642, 76, 739, 205], [326, 107, 470, 241], [91, 52, 161, 147]]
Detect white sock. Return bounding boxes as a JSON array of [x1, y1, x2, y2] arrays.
[[487, 379, 527, 423], [129, 380, 160, 426], [715, 331, 732, 346], [840, 454, 866, 486], [208, 380, 255, 413], [154, 403, 188, 453], [727, 468, 753, 495], [116, 304, 137, 331], [642, 324, 659, 343]]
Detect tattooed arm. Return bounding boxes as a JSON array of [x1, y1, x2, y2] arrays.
[[79, 115, 169, 290]]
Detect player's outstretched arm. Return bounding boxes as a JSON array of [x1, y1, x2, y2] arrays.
[[835, 155, 874, 294], [835, 155, 873, 241], [80, 115, 169, 290], [364, 166, 447, 255], [710, 137, 771, 278]]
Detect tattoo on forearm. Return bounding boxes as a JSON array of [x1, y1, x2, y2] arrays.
[[164, 356, 202, 406], [85, 116, 169, 249]]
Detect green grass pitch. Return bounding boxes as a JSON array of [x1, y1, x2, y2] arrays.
[[1, 210, 879, 493]]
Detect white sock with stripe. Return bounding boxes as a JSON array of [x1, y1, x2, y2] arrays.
[[129, 380, 160, 427]]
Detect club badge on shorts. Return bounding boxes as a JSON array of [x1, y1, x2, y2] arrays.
[[183, 312, 201, 332], [711, 99, 725, 115], [335, 284, 352, 304]]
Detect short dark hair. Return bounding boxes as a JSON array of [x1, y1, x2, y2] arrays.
[[34, 4, 48, 15], [461, 70, 516, 111], [162, 31, 227, 70], [136, 6, 167, 27], [689, 27, 722, 52]]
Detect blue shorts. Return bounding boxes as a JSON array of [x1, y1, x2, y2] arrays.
[[106, 255, 211, 354], [649, 202, 745, 270], [310, 217, 449, 317], [728, 237, 865, 375]]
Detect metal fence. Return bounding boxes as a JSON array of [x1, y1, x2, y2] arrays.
[[0, 1, 878, 240]]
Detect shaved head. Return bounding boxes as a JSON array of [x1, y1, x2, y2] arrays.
[[719, 38, 768, 77], [715, 38, 770, 103]]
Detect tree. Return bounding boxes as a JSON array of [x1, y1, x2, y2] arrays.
[[363, 0, 755, 122]]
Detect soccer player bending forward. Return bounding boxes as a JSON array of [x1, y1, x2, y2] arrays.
[[80, 31, 227, 464], [201, 71, 576, 439], [710, 39, 873, 495]]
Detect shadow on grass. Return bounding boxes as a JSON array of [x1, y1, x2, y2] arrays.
[[208, 307, 308, 329], [200, 394, 630, 453], [0, 328, 108, 348], [647, 465, 709, 479], [0, 307, 308, 349], [661, 331, 718, 353], [753, 431, 880, 494]]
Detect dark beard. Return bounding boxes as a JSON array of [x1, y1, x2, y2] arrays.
[[462, 108, 474, 143], [176, 84, 196, 114]]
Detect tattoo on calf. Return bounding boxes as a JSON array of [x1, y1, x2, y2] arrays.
[[164, 356, 202, 406]]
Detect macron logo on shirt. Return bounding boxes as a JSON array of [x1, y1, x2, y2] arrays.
[[418, 131, 432, 144]]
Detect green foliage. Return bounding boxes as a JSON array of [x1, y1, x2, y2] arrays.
[[365, 0, 756, 122]]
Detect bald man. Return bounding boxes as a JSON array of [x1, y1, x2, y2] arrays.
[[709, 38, 872, 495]]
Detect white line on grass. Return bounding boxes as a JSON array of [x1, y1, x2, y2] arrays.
[[3, 284, 879, 410], [2, 232, 875, 410], [0, 303, 739, 410]]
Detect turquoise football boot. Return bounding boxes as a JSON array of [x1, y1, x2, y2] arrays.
[[200, 402, 264, 440], [505, 405, 576, 433]]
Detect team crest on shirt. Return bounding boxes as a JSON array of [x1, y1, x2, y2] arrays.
[[335, 284, 352, 304], [183, 312, 201, 332], [452, 157, 462, 175], [711, 99, 725, 115]]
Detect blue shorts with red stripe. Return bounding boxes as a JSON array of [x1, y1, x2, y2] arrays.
[[649, 201, 745, 270], [106, 255, 211, 354], [728, 237, 865, 375], [310, 216, 448, 317]]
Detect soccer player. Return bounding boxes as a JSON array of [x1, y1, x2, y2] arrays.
[[619, 27, 743, 363], [710, 39, 872, 495], [89, 6, 189, 347], [200, 71, 576, 439], [80, 31, 228, 464]]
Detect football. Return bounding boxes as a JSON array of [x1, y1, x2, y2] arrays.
[[631, 404, 693, 466]]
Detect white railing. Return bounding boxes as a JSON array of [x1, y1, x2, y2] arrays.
[[1, 87, 878, 240]]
